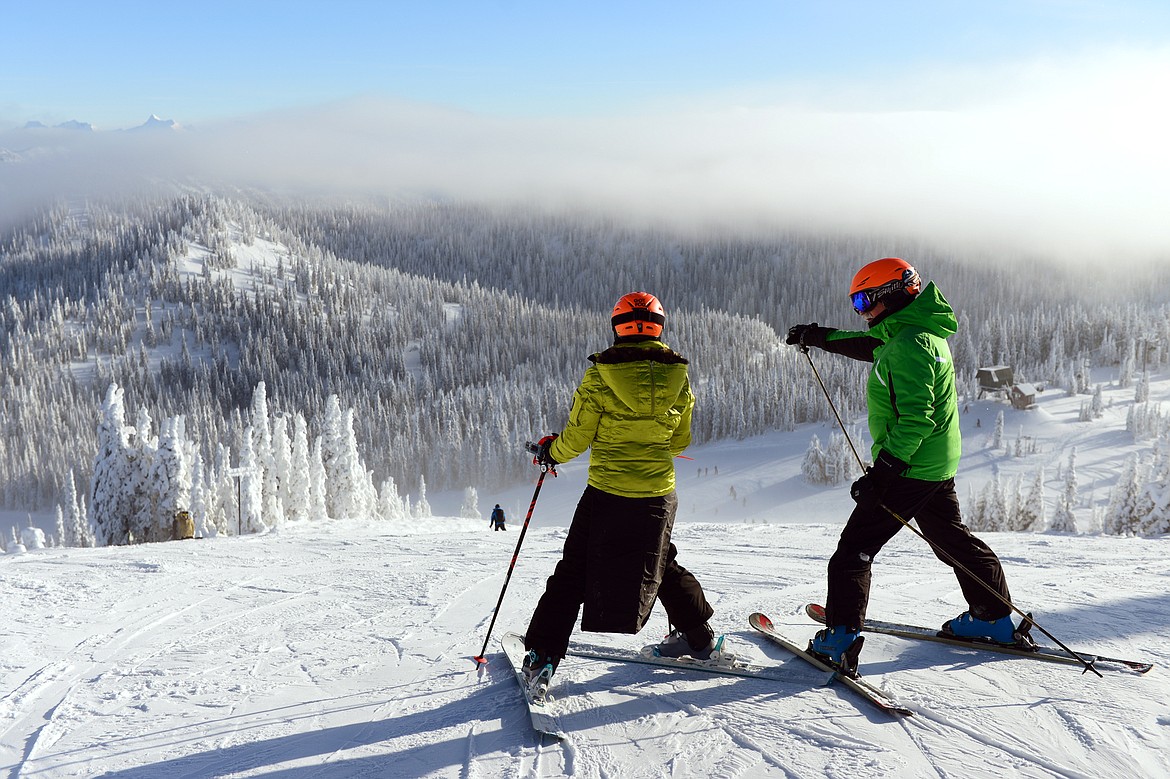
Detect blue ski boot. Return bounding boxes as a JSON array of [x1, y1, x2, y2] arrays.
[[808, 625, 864, 676], [943, 611, 1016, 644]]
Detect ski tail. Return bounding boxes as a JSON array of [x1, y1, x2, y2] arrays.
[[501, 632, 565, 739]]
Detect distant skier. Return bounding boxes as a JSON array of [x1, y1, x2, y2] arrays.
[[786, 258, 1016, 674], [489, 504, 507, 531], [524, 292, 718, 691]]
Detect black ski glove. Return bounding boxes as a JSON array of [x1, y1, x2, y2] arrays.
[[785, 323, 835, 350], [850, 449, 909, 510], [532, 434, 559, 470]]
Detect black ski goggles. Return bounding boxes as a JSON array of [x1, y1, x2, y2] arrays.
[[612, 309, 665, 328], [850, 289, 879, 314]]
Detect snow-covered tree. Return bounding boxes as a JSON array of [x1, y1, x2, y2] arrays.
[[308, 437, 328, 521], [250, 383, 283, 527], [21, 526, 46, 550], [210, 443, 235, 536], [965, 484, 989, 532], [125, 407, 158, 543], [326, 409, 374, 520], [460, 486, 480, 519], [237, 427, 266, 534], [801, 436, 829, 485], [990, 411, 1005, 451], [90, 384, 134, 546], [55, 505, 67, 548], [189, 450, 210, 538], [270, 413, 292, 527], [1117, 350, 1133, 389], [801, 432, 862, 486], [1127, 402, 1167, 441], [1135, 373, 1151, 404], [1105, 454, 1147, 536], [1138, 448, 1170, 536], [983, 471, 1009, 532], [144, 416, 190, 542], [321, 395, 346, 519], [1049, 448, 1078, 533], [1015, 467, 1046, 532], [60, 470, 89, 547], [1064, 363, 1078, 397], [285, 413, 312, 522], [6, 527, 23, 554], [1090, 384, 1105, 419], [415, 475, 432, 518], [378, 477, 407, 521]]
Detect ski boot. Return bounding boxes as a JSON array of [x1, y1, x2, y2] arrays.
[[942, 611, 1017, 645], [521, 649, 556, 704], [808, 625, 864, 677], [655, 622, 722, 661]]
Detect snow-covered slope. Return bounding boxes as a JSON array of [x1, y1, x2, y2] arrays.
[[2, 509, 1167, 777]]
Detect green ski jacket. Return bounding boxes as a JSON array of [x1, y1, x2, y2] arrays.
[[824, 282, 962, 481], [549, 340, 693, 497]]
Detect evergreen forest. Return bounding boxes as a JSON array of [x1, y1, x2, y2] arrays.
[[2, 193, 1168, 542]]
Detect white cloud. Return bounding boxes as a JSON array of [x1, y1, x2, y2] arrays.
[[3, 47, 1168, 264]]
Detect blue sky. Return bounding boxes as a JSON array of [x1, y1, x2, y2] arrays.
[[3, 2, 1169, 262], [4, 1, 1170, 128]]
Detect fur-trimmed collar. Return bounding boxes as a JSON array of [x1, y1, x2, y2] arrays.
[[590, 342, 689, 365]]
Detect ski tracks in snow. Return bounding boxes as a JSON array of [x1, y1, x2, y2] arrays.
[[868, 648, 1165, 778], [4, 521, 1168, 778], [1, 559, 265, 774]]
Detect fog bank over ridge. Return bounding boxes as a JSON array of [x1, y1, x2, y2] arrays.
[[3, 49, 1167, 265]]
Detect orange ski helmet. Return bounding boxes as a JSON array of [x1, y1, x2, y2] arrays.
[[848, 257, 921, 314], [611, 292, 666, 338]]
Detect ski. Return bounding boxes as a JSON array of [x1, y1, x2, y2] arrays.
[[501, 632, 566, 739], [567, 637, 813, 684], [805, 603, 1153, 675], [748, 612, 914, 716]]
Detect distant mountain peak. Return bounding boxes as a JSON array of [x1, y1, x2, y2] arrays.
[[136, 114, 180, 131], [21, 119, 95, 131], [57, 120, 95, 131]]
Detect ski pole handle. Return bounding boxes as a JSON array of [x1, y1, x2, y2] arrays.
[[525, 440, 558, 475]]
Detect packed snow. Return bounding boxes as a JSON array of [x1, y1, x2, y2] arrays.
[[3, 377, 1169, 778]]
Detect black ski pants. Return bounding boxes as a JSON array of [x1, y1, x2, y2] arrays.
[[525, 486, 713, 667], [825, 476, 1012, 630]]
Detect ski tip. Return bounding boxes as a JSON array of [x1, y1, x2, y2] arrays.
[[805, 603, 827, 623], [748, 612, 774, 630]]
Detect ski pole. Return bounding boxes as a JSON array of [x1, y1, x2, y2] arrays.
[[472, 447, 556, 666], [798, 345, 1102, 677]]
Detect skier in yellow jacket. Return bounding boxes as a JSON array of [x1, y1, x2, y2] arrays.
[[524, 292, 716, 687]]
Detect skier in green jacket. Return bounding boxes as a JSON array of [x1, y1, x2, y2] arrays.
[[786, 258, 1015, 674], [524, 292, 717, 689]]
